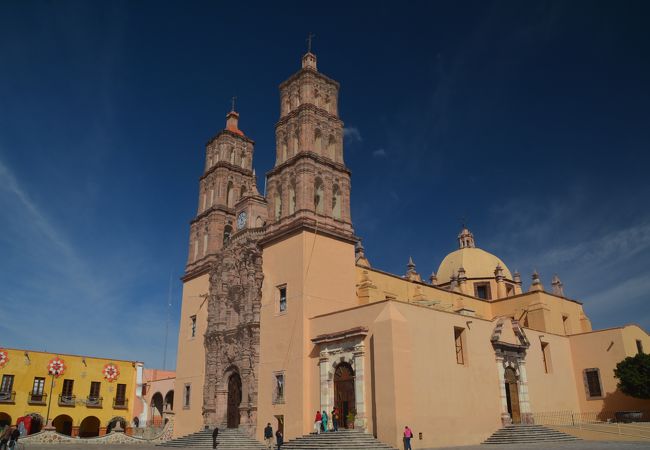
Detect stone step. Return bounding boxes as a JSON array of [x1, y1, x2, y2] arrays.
[[282, 430, 397, 450], [157, 428, 266, 449], [483, 425, 580, 445]]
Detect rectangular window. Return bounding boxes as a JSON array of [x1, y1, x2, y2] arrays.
[[454, 327, 465, 365], [273, 373, 285, 403], [114, 383, 127, 408], [62, 379, 74, 396], [474, 282, 492, 300], [32, 377, 45, 395], [636, 340, 644, 355], [89, 381, 101, 399], [584, 368, 603, 398], [541, 342, 552, 373], [0, 375, 14, 393], [184, 384, 191, 408], [278, 286, 287, 313], [190, 315, 197, 338]]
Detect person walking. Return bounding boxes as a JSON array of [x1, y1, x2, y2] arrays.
[[0, 426, 11, 450], [321, 410, 329, 432], [314, 411, 322, 434], [331, 407, 339, 432], [212, 426, 219, 449], [7, 428, 19, 450], [275, 429, 283, 450], [264, 422, 273, 449], [403, 425, 413, 450]]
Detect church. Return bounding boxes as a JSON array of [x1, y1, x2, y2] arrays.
[[172, 49, 650, 448]]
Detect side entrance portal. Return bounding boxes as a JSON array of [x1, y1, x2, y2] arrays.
[[227, 373, 242, 428], [334, 362, 355, 428], [504, 367, 521, 424]]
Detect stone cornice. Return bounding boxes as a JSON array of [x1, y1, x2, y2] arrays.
[[266, 151, 351, 178], [206, 128, 255, 146], [279, 67, 340, 90], [200, 161, 254, 181], [259, 213, 357, 248], [182, 262, 212, 282], [311, 326, 368, 344], [190, 205, 234, 225], [275, 103, 342, 128]]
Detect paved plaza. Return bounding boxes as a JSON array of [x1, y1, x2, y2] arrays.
[[19, 440, 650, 450]]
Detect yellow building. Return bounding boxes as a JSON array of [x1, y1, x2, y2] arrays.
[[0, 348, 142, 437]]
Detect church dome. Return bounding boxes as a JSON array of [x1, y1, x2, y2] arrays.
[[435, 227, 513, 284]]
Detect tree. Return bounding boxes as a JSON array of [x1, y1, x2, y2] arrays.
[[614, 352, 650, 399]]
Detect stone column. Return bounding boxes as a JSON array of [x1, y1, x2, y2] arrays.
[[239, 368, 251, 427], [319, 352, 331, 412], [496, 356, 511, 426], [353, 344, 367, 431], [517, 360, 533, 424]]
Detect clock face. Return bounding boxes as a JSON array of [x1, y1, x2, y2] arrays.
[[237, 211, 247, 230]]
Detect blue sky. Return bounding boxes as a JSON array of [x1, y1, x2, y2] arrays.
[[1, 1, 649, 369]]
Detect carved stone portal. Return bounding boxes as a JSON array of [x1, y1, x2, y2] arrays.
[[202, 236, 263, 436]]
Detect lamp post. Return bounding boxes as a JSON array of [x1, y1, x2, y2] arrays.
[[44, 373, 55, 430]]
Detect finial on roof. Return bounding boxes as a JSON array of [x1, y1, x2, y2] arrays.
[[231, 95, 237, 113], [355, 239, 371, 268], [307, 32, 315, 54], [513, 271, 522, 285], [457, 226, 476, 249], [529, 270, 544, 292], [302, 33, 318, 70], [551, 274, 564, 297], [429, 272, 438, 285], [405, 256, 422, 282]]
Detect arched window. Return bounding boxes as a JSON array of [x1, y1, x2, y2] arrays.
[[229, 147, 235, 164], [314, 89, 320, 107], [240, 185, 247, 199], [241, 153, 247, 168], [255, 216, 263, 227], [203, 229, 209, 255], [292, 130, 299, 155], [324, 95, 331, 113], [332, 185, 341, 219], [202, 192, 207, 211], [210, 188, 214, 206], [226, 181, 235, 207], [214, 150, 220, 163], [193, 236, 199, 261], [327, 135, 336, 160], [314, 129, 323, 154], [274, 188, 282, 220], [282, 139, 288, 162], [314, 179, 324, 214], [223, 225, 232, 245], [289, 181, 296, 215]]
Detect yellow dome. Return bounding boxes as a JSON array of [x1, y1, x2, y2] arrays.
[[436, 247, 512, 284]]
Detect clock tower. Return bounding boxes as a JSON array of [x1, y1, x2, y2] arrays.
[[184, 107, 258, 279]]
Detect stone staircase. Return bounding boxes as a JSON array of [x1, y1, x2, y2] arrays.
[[483, 424, 580, 444], [157, 427, 265, 449], [282, 429, 397, 450]]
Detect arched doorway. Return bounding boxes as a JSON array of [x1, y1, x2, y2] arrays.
[[27, 413, 43, 434], [227, 373, 242, 428], [334, 363, 355, 428], [107, 416, 126, 433], [504, 367, 521, 424], [151, 392, 163, 426], [164, 390, 174, 412], [0, 413, 11, 427], [53, 414, 73, 436], [79, 416, 100, 437]]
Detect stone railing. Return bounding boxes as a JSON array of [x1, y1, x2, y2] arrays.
[[20, 415, 174, 445]]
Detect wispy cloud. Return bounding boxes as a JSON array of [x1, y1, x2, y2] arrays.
[[0, 156, 178, 368], [343, 127, 362, 142], [372, 148, 387, 158]]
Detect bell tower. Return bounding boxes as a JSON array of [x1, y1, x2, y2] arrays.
[[185, 105, 257, 278], [264, 49, 354, 242]]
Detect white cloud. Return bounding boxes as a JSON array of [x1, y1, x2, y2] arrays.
[[343, 127, 362, 142], [372, 148, 387, 158]]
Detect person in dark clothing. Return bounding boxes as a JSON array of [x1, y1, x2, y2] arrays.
[[212, 427, 219, 449], [275, 429, 283, 450], [7, 428, 19, 450], [264, 423, 273, 449]]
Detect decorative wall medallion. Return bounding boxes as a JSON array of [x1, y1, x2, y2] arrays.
[[103, 363, 120, 382], [0, 350, 8, 368], [48, 357, 66, 377]]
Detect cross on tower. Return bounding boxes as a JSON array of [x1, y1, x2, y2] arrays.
[[231, 96, 237, 112], [306, 32, 315, 53]]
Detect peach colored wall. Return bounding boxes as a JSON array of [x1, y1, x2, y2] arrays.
[[173, 273, 209, 437], [569, 325, 650, 414], [257, 231, 358, 442]]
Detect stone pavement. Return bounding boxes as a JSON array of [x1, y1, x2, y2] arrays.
[[19, 440, 650, 450]]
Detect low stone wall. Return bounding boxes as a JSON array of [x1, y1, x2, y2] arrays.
[[20, 418, 174, 445]]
